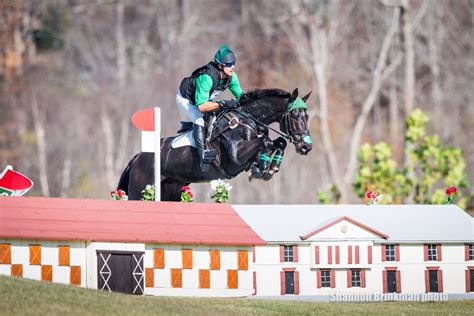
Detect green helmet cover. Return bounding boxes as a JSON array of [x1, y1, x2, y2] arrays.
[[214, 44, 236, 64]]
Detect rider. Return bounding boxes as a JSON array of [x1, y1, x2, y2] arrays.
[[177, 44, 243, 172]]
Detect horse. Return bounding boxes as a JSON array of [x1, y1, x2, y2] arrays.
[[117, 88, 313, 201]]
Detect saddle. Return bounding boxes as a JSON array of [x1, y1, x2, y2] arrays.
[[176, 109, 243, 141]]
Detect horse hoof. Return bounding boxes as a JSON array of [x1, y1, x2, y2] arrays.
[[262, 173, 273, 181]]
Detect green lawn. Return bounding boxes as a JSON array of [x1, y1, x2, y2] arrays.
[[0, 275, 473, 315]]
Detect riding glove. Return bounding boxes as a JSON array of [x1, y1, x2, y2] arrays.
[[219, 99, 238, 109]]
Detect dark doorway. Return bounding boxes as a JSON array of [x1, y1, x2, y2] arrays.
[[429, 270, 439, 292], [97, 251, 144, 295], [470, 270, 474, 292], [387, 271, 397, 293], [285, 271, 295, 294]]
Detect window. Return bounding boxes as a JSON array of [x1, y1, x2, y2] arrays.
[[284, 245, 294, 262], [385, 245, 395, 261], [321, 270, 331, 288], [352, 270, 361, 287], [428, 244, 437, 261], [470, 245, 474, 261]]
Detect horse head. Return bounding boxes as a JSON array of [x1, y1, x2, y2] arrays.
[[280, 89, 313, 155]]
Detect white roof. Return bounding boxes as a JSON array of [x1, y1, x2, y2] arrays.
[[232, 204, 474, 243]]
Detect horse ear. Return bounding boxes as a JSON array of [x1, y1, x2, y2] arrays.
[[302, 91, 312, 102], [291, 88, 299, 101]]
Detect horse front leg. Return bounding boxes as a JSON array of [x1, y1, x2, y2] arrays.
[[249, 136, 274, 181], [250, 137, 288, 181], [268, 137, 288, 174]]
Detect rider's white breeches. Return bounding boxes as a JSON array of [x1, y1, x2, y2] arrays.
[[176, 91, 205, 127]]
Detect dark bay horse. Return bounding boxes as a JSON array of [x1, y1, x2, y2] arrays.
[[117, 88, 313, 201]]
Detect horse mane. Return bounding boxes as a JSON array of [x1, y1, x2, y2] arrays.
[[239, 88, 291, 105]]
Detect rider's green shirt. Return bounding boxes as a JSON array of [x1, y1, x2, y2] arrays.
[[194, 72, 243, 106]]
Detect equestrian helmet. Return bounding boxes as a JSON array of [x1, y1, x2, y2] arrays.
[[214, 44, 236, 65]]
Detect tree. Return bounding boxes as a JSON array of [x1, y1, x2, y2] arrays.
[[352, 109, 470, 208]]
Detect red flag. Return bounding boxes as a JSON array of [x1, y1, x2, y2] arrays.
[[0, 166, 33, 196]]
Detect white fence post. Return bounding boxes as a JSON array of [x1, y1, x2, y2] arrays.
[[154, 107, 161, 202]]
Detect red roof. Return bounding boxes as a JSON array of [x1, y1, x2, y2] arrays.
[[0, 197, 265, 245]]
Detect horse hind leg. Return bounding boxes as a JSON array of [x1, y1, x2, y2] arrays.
[[117, 153, 139, 195], [161, 178, 184, 202]]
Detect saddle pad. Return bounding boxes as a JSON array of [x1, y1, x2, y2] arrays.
[[171, 130, 196, 149]]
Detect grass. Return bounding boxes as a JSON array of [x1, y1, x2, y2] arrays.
[[1, 275, 473, 315]]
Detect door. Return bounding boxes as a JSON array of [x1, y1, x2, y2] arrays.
[[387, 271, 397, 293], [285, 271, 295, 294], [429, 270, 438, 292], [97, 251, 144, 295], [470, 270, 474, 292]]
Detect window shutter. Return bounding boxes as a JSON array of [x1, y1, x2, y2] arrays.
[[41, 265, 52, 282], [395, 245, 400, 261], [347, 270, 352, 288], [348, 245, 352, 264], [328, 246, 333, 264], [368, 246, 373, 264], [361, 269, 366, 288], [383, 271, 388, 293], [335, 246, 340, 264], [199, 269, 210, 289], [238, 250, 248, 270], [425, 270, 430, 293], [11, 264, 23, 278], [29, 245, 41, 265], [145, 268, 154, 288], [58, 246, 70, 266], [182, 249, 193, 269], [154, 248, 165, 269], [438, 270, 443, 292], [0, 244, 11, 264], [253, 271, 257, 295], [317, 270, 322, 288], [171, 269, 182, 288], [355, 246, 360, 264], [465, 245, 470, 261], [210, 250, 220, 270], [466, 270, 471, 293], [280, 245, 284, 262], [423, 245, 428, 261], [294, 271, 300, 295], [280, 271, 286, 294], [396, 270, 401, 293], [253, 246, 256, 263], [330, 270, 335, 288], [315, 245, 320, 264], [381, 245, 386, 262], [437, 244, 442, 261], [70, 266, 81, 285], [293, 245, 299, 263]]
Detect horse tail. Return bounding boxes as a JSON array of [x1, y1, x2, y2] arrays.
[[117, 153, 139, 194]]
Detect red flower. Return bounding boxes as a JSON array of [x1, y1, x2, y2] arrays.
[[181, 185, 191, 192], [366, 191, 373, 199], [188, 191, 193, 198], [445, 186, 457, 195]]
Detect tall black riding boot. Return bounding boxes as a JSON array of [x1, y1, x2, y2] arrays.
[[193, 124, 215, 172]]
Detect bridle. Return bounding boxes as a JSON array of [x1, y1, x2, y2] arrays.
[[235, 97, 309, 144]]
